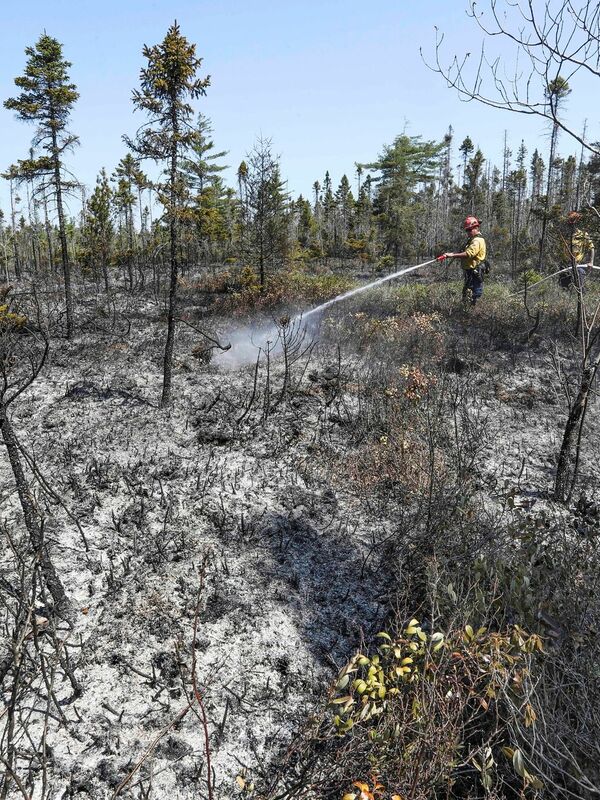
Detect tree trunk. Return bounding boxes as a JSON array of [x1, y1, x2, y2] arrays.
[[9, 179, 21, 281], [52, 130, 74, 338], [554, 367, 591, 502], [538, 122, 558, 273], [126, 205, 135, 291], [0, 405, 72, 620], [161, 119, 179, 408], [101, 247, 110, 295], [43, 195, 55, 274]]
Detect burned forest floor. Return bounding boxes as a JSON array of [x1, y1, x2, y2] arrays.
[[2, 266, 600, 800]]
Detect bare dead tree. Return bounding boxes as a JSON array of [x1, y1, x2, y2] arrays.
[[553, 269, 600, 501], [0, 297, 72, 620], [424, 0, 600, 156], [424, 0, 600, 502]]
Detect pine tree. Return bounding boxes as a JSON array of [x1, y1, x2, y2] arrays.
[[529, 151, 543, 199], [458, 136, 474, 184], [184, 113, 228, 195], [322, 171, 336, 257], [194, 176, 230, 257], [113, 154, 145, 290], [506, 142, 528, 277], [335, 175, 355, 253], [294, 195, 317, 251], [538, 76, 571, 270], [84, 169, 113, 293], [237, 161, 249, 243], [464, 148, 485, 212], [126, 22, 210, 407], [183, 114, 228, 258], [4, 34, 79, 336], [243, 137, 288, 288], [362, 134, 442, 262]]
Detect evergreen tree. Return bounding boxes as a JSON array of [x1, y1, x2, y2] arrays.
[[507, 142, 528, 276], [362, 134, 442, 262], [237, 160, 248, 240], [194, 176, 230, 256], [559, 155, 577, 209], [530, 150, 545, 202], [84, 168, 114, 292], [183, 114, 228, 257], [538, 76, 571, 270], [335, 174, 355, 252], [458, 136, 474, 183], [243, 136, 288, 288], [464, 148, 485, 212], [184, 113, 228, 195], [113, 154, 145, 289], [322, 171, 336, 257], [126, 22, 210, 407], [587, 143, 600, 207], [294, 195, 317, 250], [4, 33, 79, 336]]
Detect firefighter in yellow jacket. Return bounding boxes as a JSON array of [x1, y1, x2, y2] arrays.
[[440, 216, 487, 305], [558, 211, 595, 291]]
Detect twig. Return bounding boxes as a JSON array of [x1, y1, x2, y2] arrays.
[[110, 701, 192, 798], [191, 563, 214, 800]]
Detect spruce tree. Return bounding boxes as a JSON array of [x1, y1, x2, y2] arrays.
[[113, 154, 145, 290], [362, 134, 442, 262], [4, 34, 79, 337], [126, 22, 210, 406], [85, 169, 114, 293], [458, 136, 474, 183], [184, 113, 228, 195], [464, 148, 485, 212], [243, 137, 288, 289], [335, 174, 355, 250], [538, 76, 571, 270], [183, 114, 228, 257]]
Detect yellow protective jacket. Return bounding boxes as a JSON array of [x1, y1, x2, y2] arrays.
[[563, 228, 593, 264], [464, 234, 486, 271]]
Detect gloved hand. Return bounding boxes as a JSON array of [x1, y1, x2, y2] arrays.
[[436, 254, 447, 262]]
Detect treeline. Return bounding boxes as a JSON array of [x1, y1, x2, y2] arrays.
[[2, 29, 600, 296]]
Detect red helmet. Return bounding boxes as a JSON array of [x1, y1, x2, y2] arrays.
[[463, 215, 480, 231]]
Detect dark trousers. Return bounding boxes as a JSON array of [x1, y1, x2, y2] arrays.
[[559, 265, 586, 292], [462, 268, 484, 305]]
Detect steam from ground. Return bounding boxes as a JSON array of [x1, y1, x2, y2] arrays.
[[213, 314, 321, 370], [214, 314, 322, 370]]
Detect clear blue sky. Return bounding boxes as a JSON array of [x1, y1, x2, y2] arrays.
[[0, 0, 597, 216]]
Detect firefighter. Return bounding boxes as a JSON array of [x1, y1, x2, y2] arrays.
[[558, 211, 594, 292], [440, 216, 487, 305]]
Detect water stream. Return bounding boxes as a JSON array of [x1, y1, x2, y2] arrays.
[[297, 258, 437, 322], [215, 258, 437, 368]]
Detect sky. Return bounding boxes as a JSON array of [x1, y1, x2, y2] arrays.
[[0, 0, 597, 217]]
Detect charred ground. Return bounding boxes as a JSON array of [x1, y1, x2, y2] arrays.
[[1, 267, 600, 799]]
